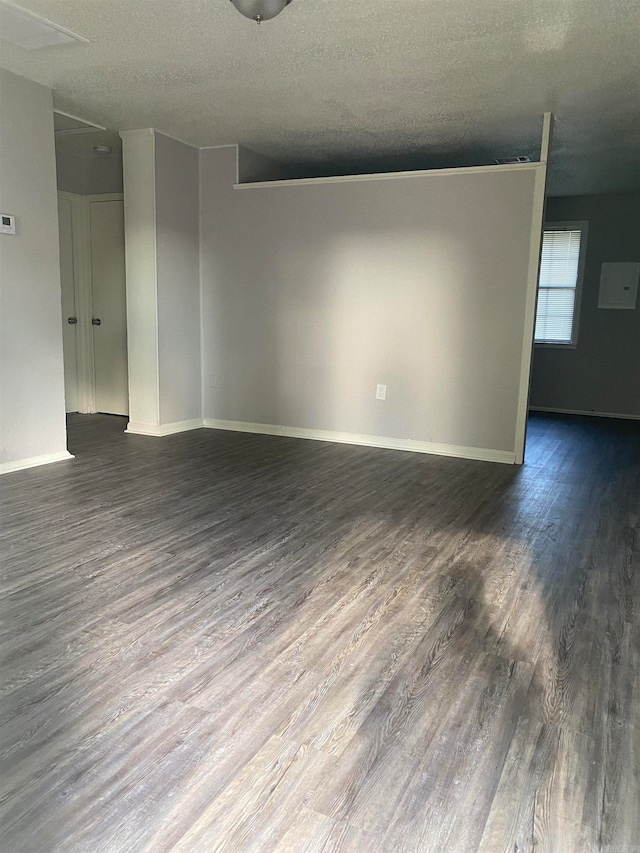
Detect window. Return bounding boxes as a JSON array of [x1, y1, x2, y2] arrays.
[[535, 222, 588, 346]]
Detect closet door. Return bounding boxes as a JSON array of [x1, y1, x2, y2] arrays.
[[89, 199, 128, 415], [58, 196, 79, 413]]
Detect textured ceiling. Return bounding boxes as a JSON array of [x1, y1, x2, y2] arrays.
[[2, 0, 639, 195]]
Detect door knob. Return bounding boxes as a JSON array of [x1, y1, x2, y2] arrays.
[[67, 316, 78, 324], [92, 318, 101, 326]]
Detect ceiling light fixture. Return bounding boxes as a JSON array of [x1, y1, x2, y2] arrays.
[[229, 0, 292, 24]]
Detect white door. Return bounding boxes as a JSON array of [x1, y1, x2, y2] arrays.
[[58, 197, 79, 412], [89, 199, 128, 415]]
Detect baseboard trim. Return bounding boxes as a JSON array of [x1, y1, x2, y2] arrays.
[[530, 407, 640, 421], [203, 418, 516, 464], [0, 450, 74, 475], [125, 418, 205, 436]]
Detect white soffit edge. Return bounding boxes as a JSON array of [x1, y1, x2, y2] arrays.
[[0, 0, 88, 49]]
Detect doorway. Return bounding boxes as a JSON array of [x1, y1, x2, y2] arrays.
[[55, 110, 127, 420]]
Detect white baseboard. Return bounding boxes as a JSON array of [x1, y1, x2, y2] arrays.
[[530, 407, 640, 421], [203, 418, 516, 464], [125, 418, 205, 436], [0, 450, 74, 475]]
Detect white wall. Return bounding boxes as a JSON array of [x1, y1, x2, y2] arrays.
[[155, 133, 201, 424], [200, 147, 540, 460], [121, 129, 159, 428], [121, 130, 201, 433], [0, 69, 70, 472]]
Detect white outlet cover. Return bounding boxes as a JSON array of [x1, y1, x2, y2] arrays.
[[376, 384, 387, 400]]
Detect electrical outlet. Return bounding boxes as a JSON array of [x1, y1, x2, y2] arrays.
[[376, 384, 387, 400]]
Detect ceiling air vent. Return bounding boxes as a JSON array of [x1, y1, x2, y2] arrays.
[[0, 0, 88, 49], [494, 156, 531, 165]]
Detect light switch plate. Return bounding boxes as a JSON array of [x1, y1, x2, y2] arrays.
[[0, 214, 16, 235], [598, 262, 639, 309]]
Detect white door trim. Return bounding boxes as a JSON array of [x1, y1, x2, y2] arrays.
[[85, 193, 125, 204]]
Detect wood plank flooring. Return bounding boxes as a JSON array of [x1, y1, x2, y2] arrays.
[[1, 413, 638, 852]]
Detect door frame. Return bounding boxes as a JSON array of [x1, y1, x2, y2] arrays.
[[57, 191, 124, 414]]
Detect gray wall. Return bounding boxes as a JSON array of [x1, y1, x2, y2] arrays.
[[237, 146, 289, 183], [55, 148, 85, 195], [56, 146, 123, 195], [200, 147, 539, 456], [530, 191, 640, 417], [155, 132, 201, 424], [0, 69, 68, 467]]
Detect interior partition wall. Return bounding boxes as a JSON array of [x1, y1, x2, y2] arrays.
[[198, 132, 549, 464], [120, 117, 550, 464]]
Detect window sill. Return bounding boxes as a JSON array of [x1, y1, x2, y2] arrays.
[[534, 342, 577, 350]]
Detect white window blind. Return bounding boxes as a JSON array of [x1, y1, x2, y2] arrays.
[[535, 229, 582, 344]]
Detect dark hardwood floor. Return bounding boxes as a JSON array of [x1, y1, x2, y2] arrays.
[[1, 413, 638, 852]]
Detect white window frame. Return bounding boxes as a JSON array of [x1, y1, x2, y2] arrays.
[[535, 220, 588, 348]]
